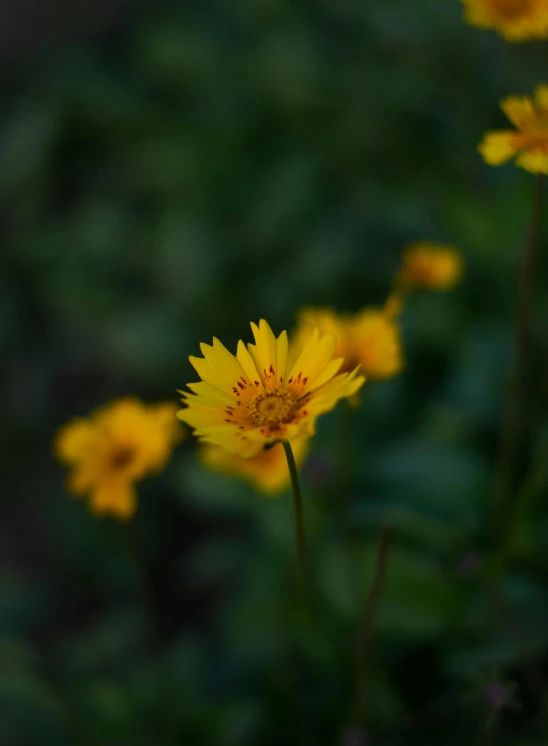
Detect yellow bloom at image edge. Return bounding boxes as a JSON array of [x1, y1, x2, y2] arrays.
[[479, 85, 548, 174], [461, 0, 548, 41], [398, 243, 463, 291], [177, 319, 365, 457], [200, 439, 309, 495], [55, 398, 182, 520]]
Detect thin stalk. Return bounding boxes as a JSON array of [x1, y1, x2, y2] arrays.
[[282, 439, 309, 606], [351, 525, 392, 728], [493, 174, 543, 554]]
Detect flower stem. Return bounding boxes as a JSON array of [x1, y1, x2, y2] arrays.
[[493, 174, 543, 556], [282, 440, 309, 606], [351, 524, 392, 728]]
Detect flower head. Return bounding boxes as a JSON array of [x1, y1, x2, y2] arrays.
[[398, 243, 463, 291], [479, 85, 548, 173], [201, 439, 309, 495], [293, 307, 403, 380], [352, 309, 403, 379], [55, 398, 181, 519], [461, 0, 548, 41], [177, 319, 364, 456]]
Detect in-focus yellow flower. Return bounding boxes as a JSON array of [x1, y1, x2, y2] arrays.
[[398, 243, 463, 291], [479, 86, 548, 173], [201, 439, 309, 495], [293, 307, 403, 380], [461, 0, 548, 41], [55, 398, 182, 520], [177, 319, 364, 456]]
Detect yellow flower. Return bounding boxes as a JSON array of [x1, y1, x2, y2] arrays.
[[177, 319, 364, 456], [293, 307, 403, 380], [293, 308, 355, 371], [461, 0, 548, 41], [200, 439, 309, 495], [479, 85, 548, 173], [398, 243, 463, 291], [55, 398, 182, 520], [352, 309, 403, 379]]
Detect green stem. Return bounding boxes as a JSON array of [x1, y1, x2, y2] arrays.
[[282, 439, 309, 605], [493, 174, 543, 555], [351, 525, 392, 728]]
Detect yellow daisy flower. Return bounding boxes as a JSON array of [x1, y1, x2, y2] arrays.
[[55, 398, 182, 520], [461, 0, 548, 41], [200, 439, 309, 495], [479, 85, 548, 173], [177, 319, 364, 456], [397, 243, 463, 291], [293, 307, 403, 380]]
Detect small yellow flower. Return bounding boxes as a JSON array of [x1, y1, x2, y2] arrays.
[[293, 307, 403, 380], [461, 0, 548, 41], [177, 319, 364, 457], [352, 309, 403, 379], [479, 85, 548, 173], [200, 439, 309, 495], [398, 243, 463, 291], [55, 398, 182, 520]]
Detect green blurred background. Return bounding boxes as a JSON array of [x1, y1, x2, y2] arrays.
[[2, 0, 548, 744]]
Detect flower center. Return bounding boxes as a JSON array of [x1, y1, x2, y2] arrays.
[[109, 446, 135, 472], [490, 0, 533, 20], [248, 389, 298, 428]]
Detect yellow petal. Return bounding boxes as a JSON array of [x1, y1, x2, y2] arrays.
[[90, 481, 136, 520], [287, 328, 337, 390], [276, 330, 289, 383], [478, 131, 518, 166], [534, 84, 548, 110], [236, 340, 263, 388], [54, 419, 96, 463], [500, 96, 534, 128], [247, 319, 279, 389], [515, 150, 548, 174]]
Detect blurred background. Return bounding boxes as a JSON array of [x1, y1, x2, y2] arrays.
[[3, 0, 548, 744]]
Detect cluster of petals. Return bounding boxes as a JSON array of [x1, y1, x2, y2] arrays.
[[461, 0, 548, 41], [177, 320, 364, 458], [479, 85, 548, 174], [55, 398, 181, 519]]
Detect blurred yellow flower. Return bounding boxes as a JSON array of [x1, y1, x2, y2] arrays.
[[293, 308, 355, 371], [352, 309, 403, 379], [55, 398, 182, 520], [461, 0, 548, 41], [398, 243, 463, 291], [293, 307, 403, 380], [177, 319, 364, 457], [201, 439, 309, 495], [479, 85, 548, 173]]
